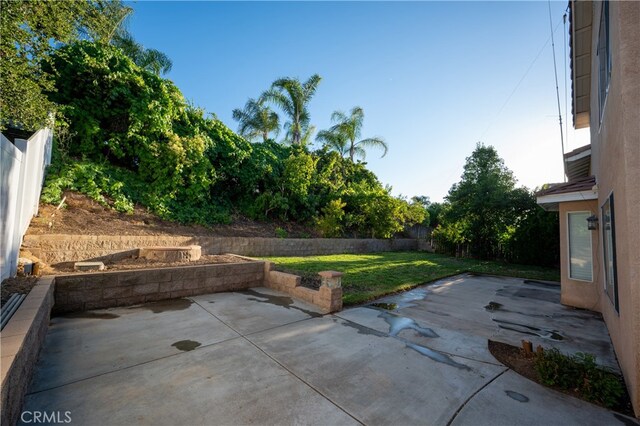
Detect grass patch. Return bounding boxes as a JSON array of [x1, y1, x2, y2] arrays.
[[267, 251, 560, 305]]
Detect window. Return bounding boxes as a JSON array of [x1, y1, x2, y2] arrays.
[[602, 194, 618, 311], [597, 0, 612, 122], [568, 212, 593, 281]]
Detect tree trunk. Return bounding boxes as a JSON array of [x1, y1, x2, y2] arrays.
[[293, 115, 300, 145]]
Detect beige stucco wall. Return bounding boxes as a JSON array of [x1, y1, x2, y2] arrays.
[[589, 1, 640, 416], [558, 200, 602, 311]]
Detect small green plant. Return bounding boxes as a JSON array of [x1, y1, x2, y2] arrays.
[[275, 227, 288, 238], [316, 198, 346, 237], [535, 348, 624, 408]]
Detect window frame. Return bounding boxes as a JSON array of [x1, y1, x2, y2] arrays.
[[601, 192, 619, 312], [597, 0, 612, 126], [567, 211, 594, 282]]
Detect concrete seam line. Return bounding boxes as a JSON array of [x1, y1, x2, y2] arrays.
[[445, 367, 509, 426], [190, 299, 365, 425], [242, 334, 366, 426]]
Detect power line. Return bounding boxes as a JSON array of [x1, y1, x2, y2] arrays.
[[548, 0, 566, 181], [478, 19, 563, 142], [563, 7, 569, 151]]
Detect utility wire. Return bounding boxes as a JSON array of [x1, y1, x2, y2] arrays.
[[478, 19, 563, 142], [563, 10, 569, 149], [548, 0, 566, 181]]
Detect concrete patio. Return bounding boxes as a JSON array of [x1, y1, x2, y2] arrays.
[[21, 274, 638, 425]]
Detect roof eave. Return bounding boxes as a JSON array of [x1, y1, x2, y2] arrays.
[[570, 0, 593, 129], [537, 189, 598, 211]]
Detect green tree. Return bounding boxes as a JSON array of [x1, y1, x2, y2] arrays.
[[0, 0, 130, 130], [426, 201, 445, 228], [264, 74, 321, 145], [316, 107, 387, 161], [232, 97, 280, 142], [503, 189, 560, 267], [444, 143, 518, 259]]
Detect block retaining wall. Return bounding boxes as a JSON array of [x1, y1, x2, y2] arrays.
[[53, 261, 265, 314], [262, 263, 342, 314], [22, 235, 423, 264], [1, 278, 54, 426]]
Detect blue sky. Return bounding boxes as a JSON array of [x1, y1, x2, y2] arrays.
[[126, 1, 589, 202]]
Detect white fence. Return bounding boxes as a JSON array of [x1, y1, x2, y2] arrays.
[[1, 128, 53, 281]]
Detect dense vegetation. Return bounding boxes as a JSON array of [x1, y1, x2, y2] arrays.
[[0, 0, 171, 132], [430, 144, 559, 267], [34, 39, 424, 237], [268, 252, 560, 305]]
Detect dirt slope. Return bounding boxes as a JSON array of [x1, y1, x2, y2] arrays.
[[27, 191, 318, 238]]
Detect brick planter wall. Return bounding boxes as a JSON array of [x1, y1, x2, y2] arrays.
[[53, 261, 264, 314], [263, 262, 343, 314], [22, 235, 423, 264]]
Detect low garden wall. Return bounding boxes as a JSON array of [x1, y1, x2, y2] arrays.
[[22, 235, 425, 264], [263, 262, 342, 314], [53, 260, 264, 314], [1, 277, 54, 426]]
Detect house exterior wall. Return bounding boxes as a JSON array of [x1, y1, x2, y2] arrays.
[[589, 0, 640, 416], [558, 200, 601, 311]]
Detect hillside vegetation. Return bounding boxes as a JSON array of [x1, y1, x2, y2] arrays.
[[40, 41, 425, 237]]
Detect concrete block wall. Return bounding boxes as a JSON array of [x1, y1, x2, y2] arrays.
[[263, 262, 343, 313], [1, 278, 54, 426], [22, 235, 422, 264], [53, 261, 264, 314]]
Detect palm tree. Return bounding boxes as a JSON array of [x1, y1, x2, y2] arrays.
[[316, 106, 388, 161], [83, 0, 133, 43], [282, 123, 316, 147], [263, 74, 321, 145], [232, 97, 280, 142], [316, 128, 348, 156], [112, 33, 173, 75], [138, 48, 173, 75]]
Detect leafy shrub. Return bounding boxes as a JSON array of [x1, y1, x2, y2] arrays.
[[42, 141, 230, 224], [275, 227, 288, 238], [42, 159, 137, 214], [317, 199, 346, 237], [535, 349, 624, 408]]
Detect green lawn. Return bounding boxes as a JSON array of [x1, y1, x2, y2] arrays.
[[267, 251, 560, 305]]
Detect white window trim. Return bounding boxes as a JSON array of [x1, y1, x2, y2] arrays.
[[567, 211, 594, 282]]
